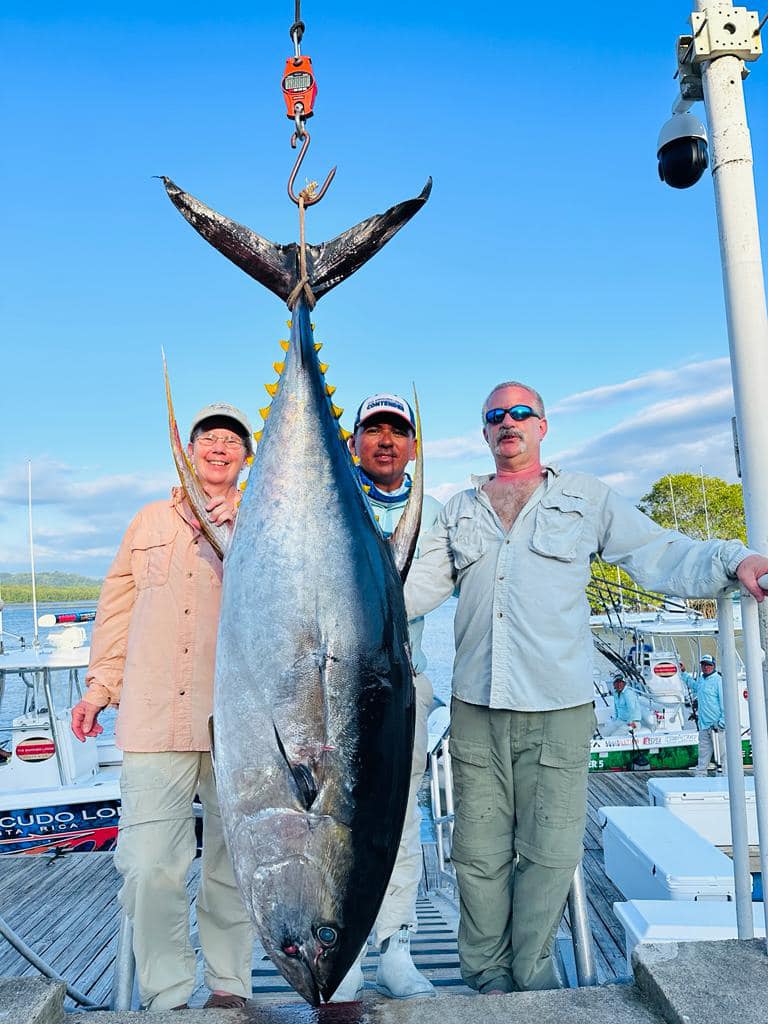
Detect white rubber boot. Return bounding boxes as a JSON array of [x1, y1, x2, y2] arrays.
[[375, 926, 436, 999], [328, 959, 365, 1003]]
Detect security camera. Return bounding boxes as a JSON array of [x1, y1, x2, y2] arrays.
[[657, 112, 709, 189]]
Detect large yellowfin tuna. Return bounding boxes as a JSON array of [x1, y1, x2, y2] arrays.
[[161, 176, 430, 1004]]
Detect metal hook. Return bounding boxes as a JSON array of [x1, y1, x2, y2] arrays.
[[287, 130, 337, 207]]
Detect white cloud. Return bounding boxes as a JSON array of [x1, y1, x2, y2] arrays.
[[424, 435, 487, 460], [549, 358, 731, 414], [427, 480, 470, 504]]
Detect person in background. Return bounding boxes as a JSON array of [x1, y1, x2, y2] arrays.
[[683, 655, 727, 775], [70, 403, 255, 1012], [601, 673, 641, 735], [331, 393, 442, 1001]]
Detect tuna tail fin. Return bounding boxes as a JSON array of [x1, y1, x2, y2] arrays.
[[163, 349, 231, 560], [388, 386, 424, 581], [160, 176, 432, 305]]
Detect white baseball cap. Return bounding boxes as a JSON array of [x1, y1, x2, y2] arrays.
[[354, 393, 415, 432], [189, 402, 253, 454]]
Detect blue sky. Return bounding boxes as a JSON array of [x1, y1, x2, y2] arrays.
[[2, 1, 767, 577]]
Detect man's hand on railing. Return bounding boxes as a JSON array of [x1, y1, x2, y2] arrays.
[[735, 556, 768, 602]]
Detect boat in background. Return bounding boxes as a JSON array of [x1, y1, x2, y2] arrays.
[[0, 628, 121, 855]]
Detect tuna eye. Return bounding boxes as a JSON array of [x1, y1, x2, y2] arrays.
[[283, 943, 299, 957], [316, 926, 338, 947]]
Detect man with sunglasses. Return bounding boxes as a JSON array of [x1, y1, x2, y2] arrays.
[[404, 380, 768, 996], [70, 403, 254, 1011], [331, 393, 441, 1001]]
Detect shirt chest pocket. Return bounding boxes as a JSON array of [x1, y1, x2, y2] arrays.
[[131, 529, 177, 589], [529, 491, 586, 563], [447, 514, 486, 573]]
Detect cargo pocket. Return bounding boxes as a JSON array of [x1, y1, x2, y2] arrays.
[[534, 740, 590, 830], [449, 738, 495, 822], [529, 491, 585, 562], [130, 529, 176, 589]]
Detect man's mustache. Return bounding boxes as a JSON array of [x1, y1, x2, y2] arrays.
[[497, 428, 525, 441]]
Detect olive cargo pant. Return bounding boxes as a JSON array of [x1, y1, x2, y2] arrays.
[[449, 699, 595, 993], [115, 751, 253, 1011]]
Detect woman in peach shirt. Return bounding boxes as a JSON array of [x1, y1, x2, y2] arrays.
[[71, 403, 254, 1012]]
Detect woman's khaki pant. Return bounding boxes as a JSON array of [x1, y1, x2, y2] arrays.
[[449, 699, 595, 993], [115, 751, 253, 1010]]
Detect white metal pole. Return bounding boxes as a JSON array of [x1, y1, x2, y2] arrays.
[[27, 461, 39, 650], [739, 589, 768, 949], [700, 466, 712, 540], [667, 475, 680, 531], [693, 0, 768, 951], [716, 595, 753, 937]]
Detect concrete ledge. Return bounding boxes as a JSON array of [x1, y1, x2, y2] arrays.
[[633, 939, 768, 1024], [0, 977, 65, 1024], [70, 984, 666, 1024]]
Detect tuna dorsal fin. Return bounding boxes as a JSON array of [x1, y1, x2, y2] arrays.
[[163, 349, 230, 560], [388, 386, 424, 581], [160, 176, 432, 305], [273, 725, 318, 811]]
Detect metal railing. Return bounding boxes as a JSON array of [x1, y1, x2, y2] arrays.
[[718, 583, 768, 948]]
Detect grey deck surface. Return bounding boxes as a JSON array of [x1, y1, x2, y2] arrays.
[[0, 771, 684, 1008]]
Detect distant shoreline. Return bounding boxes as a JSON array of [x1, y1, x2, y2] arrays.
[[1, 587, 101, 604]]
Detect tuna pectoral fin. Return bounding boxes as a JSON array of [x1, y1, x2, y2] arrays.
[[161, 176, 432, 304], [163, 351, 230, 560], [273, 725, 319, 810], [389, 387, 424, 580]]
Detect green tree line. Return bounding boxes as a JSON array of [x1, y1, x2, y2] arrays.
[[588, 472, 746, 614]]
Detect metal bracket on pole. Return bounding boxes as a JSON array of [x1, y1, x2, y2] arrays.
[[568, 863, 597, 987], [690, 7, 763, 62]]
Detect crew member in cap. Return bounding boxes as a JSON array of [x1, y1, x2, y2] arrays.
[[71, 403, 254, 1012], [683, 655, 727, 775], [331, 393, 442, 1001], [602, 673, 641, 736]]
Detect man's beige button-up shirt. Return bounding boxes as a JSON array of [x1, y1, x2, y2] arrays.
[[405, 467, 753, 713], [84, 488, 223, 752]]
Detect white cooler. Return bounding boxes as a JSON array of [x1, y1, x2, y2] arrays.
[[614, 899, 766, 965], [647, 776, 758, 846], [600, 806, 735, 901]]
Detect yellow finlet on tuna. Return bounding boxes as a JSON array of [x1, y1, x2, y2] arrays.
[[339, 427, 352, 441], [239, 480, 247, 491], [246, 455, 254, 465], [265, 382, 279, 397], [314, 342, 323, 352], [253, 430, 263, 443], [260, 406, 271, 421], [325, 384, 336, 397], [279, 340, 290, 352], [273, 361, 285, 375], [331, 404, 344, 419], [286, 319, 292, 328], [319, 362, 329, 374]]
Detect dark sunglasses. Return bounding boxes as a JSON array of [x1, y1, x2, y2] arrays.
[[484, 405, 541, 425]]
